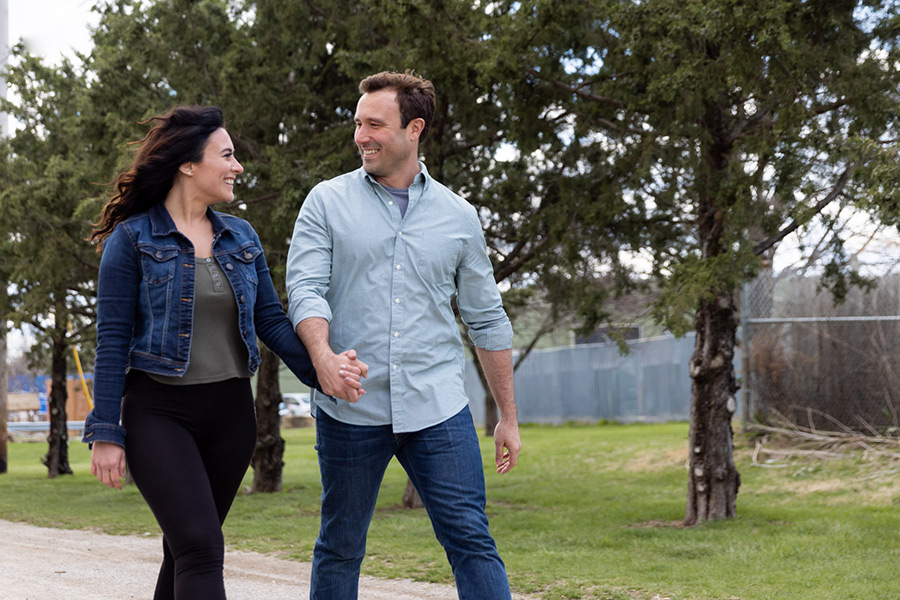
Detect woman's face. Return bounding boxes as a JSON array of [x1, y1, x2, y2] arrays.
[[190, 127, 243, 204]]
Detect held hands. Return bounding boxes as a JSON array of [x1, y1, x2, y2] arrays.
[[317, 348, 369, 403], [493, 418, 522, 475], [90, 441, 127, 490]]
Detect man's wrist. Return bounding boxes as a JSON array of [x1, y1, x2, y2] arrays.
[[310, 346, 337, 370]]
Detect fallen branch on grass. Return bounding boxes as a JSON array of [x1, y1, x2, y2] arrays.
[[745, 408, 900, 474]]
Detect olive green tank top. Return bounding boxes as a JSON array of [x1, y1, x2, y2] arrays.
[[148, 256, 250, 385]]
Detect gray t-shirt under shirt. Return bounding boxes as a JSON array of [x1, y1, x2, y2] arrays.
[[147, 256, 250, 385], [381, 184, 410, 217]]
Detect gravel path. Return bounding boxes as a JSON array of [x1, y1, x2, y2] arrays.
[[0, 519, 535, 599]]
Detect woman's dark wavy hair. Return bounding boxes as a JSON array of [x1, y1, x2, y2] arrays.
[[89, 105, 225, 251]]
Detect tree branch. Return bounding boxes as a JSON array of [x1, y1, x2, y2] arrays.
[[237, 191, 282, 206], [525, 67, 626, 108], [753, 166, 855, 256]]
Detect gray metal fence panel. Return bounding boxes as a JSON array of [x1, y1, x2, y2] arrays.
[[465, 334, 699, 425]]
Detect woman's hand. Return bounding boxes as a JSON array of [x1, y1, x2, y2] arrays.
[[90, 441, 127, 490], [334, 349, 369, 402]]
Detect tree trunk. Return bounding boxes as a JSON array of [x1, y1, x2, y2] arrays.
[[483, 394, 499, 437], [402, 479, 424, 509], [251, 345, 284, 493], [469, 351, 498, 436], [0, 300, 7, 474], [684, 291, 740, 525], [43, 311, 72, 477], [683, 95, 741, 525]]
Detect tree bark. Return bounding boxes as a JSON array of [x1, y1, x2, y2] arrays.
[[684, 291, 740, 526], [251, 345, 284, 493], [43, 309, 72, 477]]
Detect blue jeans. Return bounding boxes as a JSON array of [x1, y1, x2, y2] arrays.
[[310, 405, 511, 600]]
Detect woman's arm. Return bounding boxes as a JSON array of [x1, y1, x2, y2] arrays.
[[83, 225, 140, 449]]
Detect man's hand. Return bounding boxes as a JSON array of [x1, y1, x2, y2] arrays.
[[317, 348, 369, 403], [297, 317, 368, 402], [90, 441, 127, 490], [493, 417, 521, 474]]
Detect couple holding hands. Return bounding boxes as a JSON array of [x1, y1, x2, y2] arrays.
[[83, 70, 521, 600]]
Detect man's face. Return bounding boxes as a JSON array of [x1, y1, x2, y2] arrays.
[[354, 89, 419, 185]]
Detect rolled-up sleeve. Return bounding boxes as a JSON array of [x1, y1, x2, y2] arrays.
[[286, 187, 334, 328], [456, 211, 513, 351]]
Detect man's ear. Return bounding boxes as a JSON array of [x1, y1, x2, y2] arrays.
[[407, 118, 426, 141]]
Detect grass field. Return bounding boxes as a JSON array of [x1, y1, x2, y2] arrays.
[[1, 421, 898, 600]]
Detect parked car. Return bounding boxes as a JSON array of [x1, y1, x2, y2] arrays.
[[279, 393, 311, 417]]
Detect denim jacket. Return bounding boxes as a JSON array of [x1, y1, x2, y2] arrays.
[[83, 202, 318, 448]]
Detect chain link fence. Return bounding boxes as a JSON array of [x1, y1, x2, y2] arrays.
[[741, 271, 900, 432]]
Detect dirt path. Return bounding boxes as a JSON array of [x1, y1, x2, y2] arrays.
[[0, 519, 535, 599]]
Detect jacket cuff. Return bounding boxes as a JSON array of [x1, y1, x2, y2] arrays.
[[82, 422, 126, 449]]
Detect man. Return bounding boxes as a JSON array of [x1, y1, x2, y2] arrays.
[[286, 70, 521, 600]]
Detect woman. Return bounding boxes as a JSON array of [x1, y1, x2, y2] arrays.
[[83, 105, 366, 599]]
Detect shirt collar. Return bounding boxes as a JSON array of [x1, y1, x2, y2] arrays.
[[361, 161, 431, 191]]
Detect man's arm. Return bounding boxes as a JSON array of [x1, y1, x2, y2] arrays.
[[475, 347, 521, 474], [297, 317, 365, 403]]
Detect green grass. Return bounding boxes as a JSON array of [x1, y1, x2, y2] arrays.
[[2, 422, 899, 599]]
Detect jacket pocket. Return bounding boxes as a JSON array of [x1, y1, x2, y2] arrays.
[[137, 244, 179, 284], [228, 244, 261, 285]]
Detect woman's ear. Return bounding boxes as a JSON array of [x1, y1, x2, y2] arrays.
[[178, 162, 194, 178]]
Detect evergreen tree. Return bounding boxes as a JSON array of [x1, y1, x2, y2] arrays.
[[498, 0, 900, 524], [0, 50, 102, 476]]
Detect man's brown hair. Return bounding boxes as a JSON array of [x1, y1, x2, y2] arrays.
[[359, 70, 436, 141]]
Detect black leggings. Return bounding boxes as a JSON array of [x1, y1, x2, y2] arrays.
[[122, 371, 256, 600]]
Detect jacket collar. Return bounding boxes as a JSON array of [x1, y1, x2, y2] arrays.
[[148, 202, 238, 238]]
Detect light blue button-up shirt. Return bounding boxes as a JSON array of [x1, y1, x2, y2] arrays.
[[286, 163, 513, 432]]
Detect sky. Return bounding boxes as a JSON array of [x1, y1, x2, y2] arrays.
[[6, 0, 99, 65]]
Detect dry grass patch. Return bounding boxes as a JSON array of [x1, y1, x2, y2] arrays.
[[622, 447, 688, 472]]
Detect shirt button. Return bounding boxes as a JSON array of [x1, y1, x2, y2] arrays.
[[396, 264, 401, 270], [240, 295, 246, 303], [155, 251, 162, 258], [389, 200, 394, 205], [394, 298, 400, 304], [393, 332, 399, 337], [244, 251, 253, 259], [398, 231, 403, 236], [392, 364, 398, 370], [226, 263, 234, 270]]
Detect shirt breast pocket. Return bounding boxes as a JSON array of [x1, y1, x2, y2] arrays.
[[416, 235, 462, 283], [138, 245, 178, 284]]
